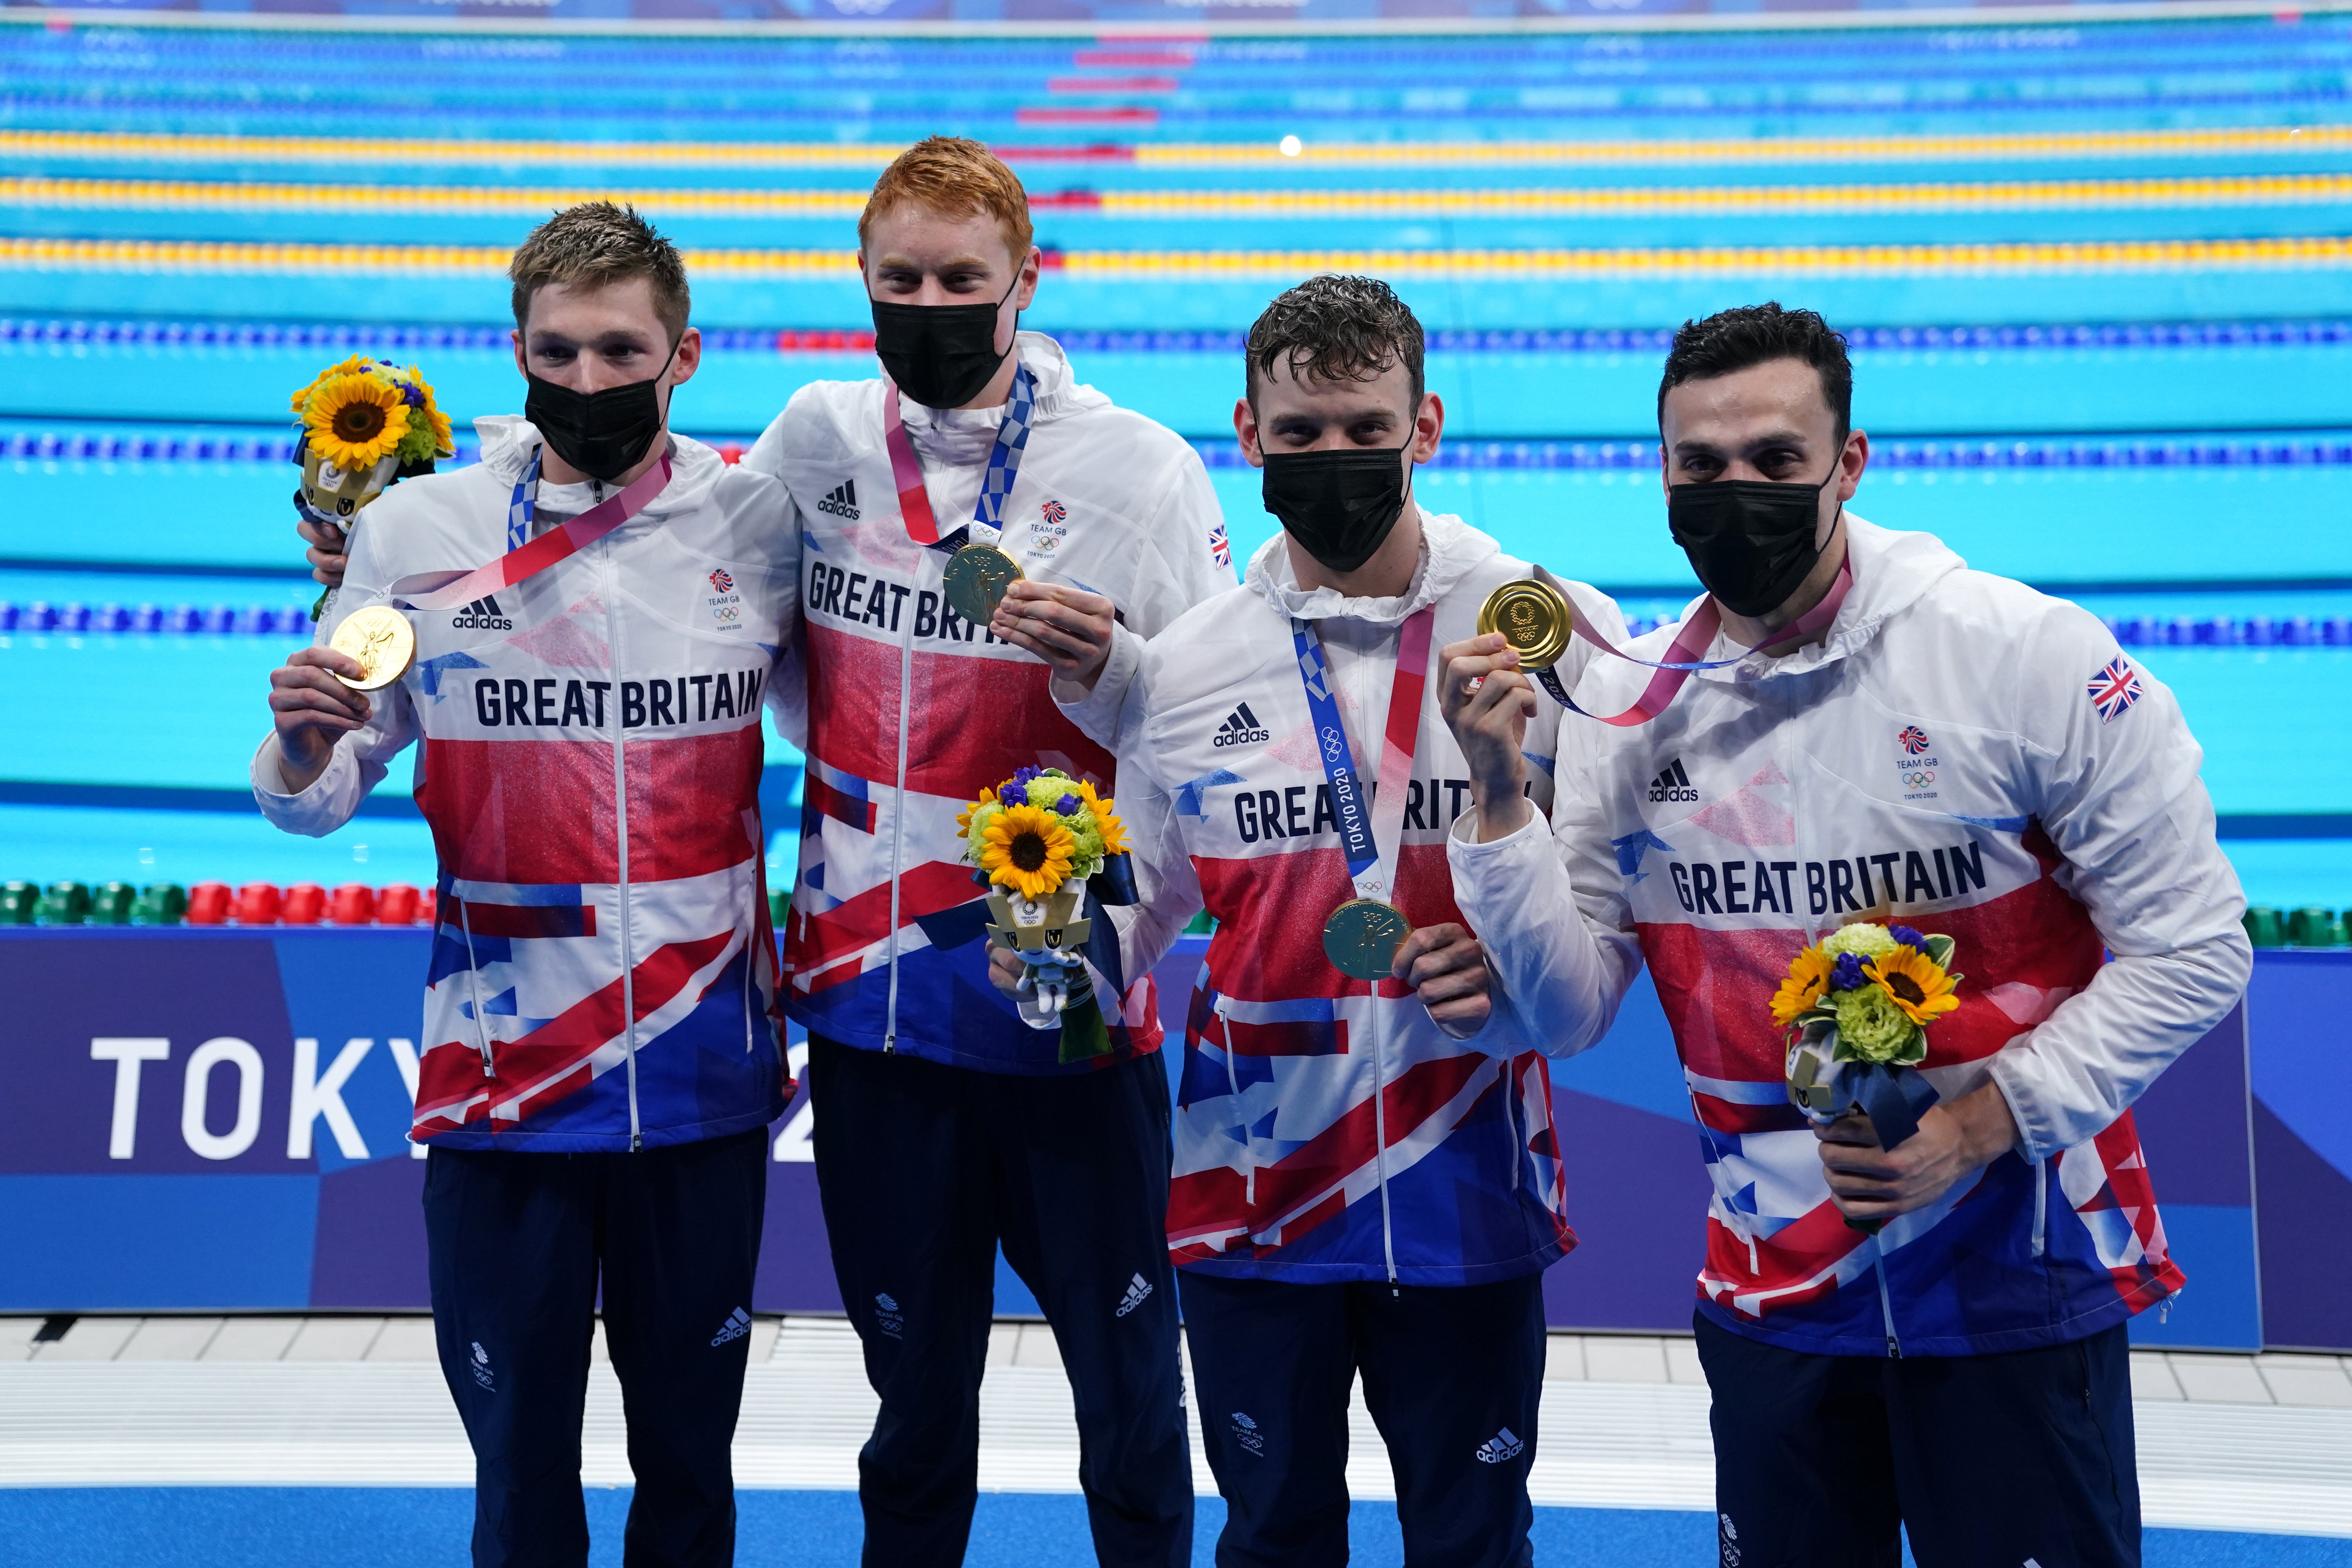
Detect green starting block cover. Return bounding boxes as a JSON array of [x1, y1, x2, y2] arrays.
[[34, 880, 92, 926], [133, 883, 189, 926], [2286, 906, 2349, 948]]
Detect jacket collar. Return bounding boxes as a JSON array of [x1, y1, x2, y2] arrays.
[[1243, 508, 1500, 627], [472, 414, 723, 521], [896, 332, 1106, 467], [1688, 513, 1964, 684]]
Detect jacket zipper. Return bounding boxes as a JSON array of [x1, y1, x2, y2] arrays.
[[2031, 1157, 2048, 1258], [880, 552, 918, 1053], [457, 898, 494, 1084], [1357, 644, 1399, 1290], [602, 540, 642, 1150], [1875, 1252, 1903, 1358], [1218, 998, 1252, 1207], [1371, 997, 1397, 1290]]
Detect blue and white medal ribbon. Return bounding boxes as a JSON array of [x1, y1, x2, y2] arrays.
[[1293, 606, 1436, 980]]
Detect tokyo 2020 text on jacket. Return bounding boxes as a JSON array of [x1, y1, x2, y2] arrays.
[[252, 417, 798, 1153], [1448, 515, 2252, 1357], [1067, 513, 1628, 1285], [745, 331, 1233, 1074]]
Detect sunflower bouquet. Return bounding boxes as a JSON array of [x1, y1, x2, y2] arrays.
[[958, 765, 1135, 1050], [289, 356, 456, 528], [1778, 922, 1964, 1226]]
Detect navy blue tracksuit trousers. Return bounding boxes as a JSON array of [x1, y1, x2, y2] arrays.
[[806, 1034, 1192, 1568], [1180, 1269, 1548, 1568], [424, 1128, 769, 1568], [1697, 1312, 2141, 1568]]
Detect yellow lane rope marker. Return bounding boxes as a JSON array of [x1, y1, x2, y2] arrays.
[[2, 125, 2351, 171], [9, 172, 2352, 217], [6, 234, 2351, 277]]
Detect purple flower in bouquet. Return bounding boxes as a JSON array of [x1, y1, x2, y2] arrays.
[[1053, 793, 1080, 815], [1830, 952, 1867, 992], [1890, 924, 1925, 950]]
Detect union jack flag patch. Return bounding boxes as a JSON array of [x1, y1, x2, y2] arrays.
[[2087, 656, 2143, 723], [1208, 520, 1231, 570]]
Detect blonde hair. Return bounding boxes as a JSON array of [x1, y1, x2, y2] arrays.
[[859, 136, 1034, 260], [508, 201, 691, 345]]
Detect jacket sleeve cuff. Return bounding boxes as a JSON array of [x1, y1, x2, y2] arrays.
[[1051, 620, 1140, 749], [1445, 804, 1553, 921], [250, 733, 363, 837], [1981, 1054, 2052, 1166]]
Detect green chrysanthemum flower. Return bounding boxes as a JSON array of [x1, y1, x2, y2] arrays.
[[1822, 922, 1900, 960], [1832, 984, 1921, 1064]]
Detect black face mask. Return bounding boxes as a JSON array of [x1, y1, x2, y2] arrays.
[[871, 279, 1018, 410], [1261, 444, 1413, 575], [1667, 466, 1840, 618], [525, 337, 678, 484]]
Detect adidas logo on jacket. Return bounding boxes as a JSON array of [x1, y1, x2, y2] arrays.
[[740, 333, 1234, 1075], [1075, 514, 1628, 1286], [253, 415, 796, 1153], [1449, 517, 2252, 1356]]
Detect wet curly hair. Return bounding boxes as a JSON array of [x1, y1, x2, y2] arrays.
[[1244, 274, 1425, 414]]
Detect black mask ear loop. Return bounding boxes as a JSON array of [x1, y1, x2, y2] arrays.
[[594, 333, 682, 500]]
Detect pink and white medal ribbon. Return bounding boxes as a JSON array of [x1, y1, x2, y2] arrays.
[[386, 450, 673, 611], [1518, 562, 1853, 727]]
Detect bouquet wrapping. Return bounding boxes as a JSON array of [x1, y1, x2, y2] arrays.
[[959, 766, 1138, 1064]]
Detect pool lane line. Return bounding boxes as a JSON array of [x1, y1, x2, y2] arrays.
[[12, 316, 2352, 355], [13, 172, 2352, 220], [13, 233, 2352, 279], [5, 124, 2352, 172]]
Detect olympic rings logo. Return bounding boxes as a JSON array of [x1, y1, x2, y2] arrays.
[[1903, 770, 1936, 789]]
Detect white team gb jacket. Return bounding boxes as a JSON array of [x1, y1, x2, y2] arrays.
[[742, 331, 1234, 1074], [1079, 511, 1629, 1285], [252, 417, 798, 1153], [1449, 514, 2252, 1355]]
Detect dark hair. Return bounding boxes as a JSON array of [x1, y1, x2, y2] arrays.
[[1656, 303, 1852, 438], [510, 201, 691, 347], [1245, 274, 1425, 412]]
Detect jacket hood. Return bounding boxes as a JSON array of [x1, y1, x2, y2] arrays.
[[897, 332, 1110, 468], [1243, 508, 1500, 628], [1694, 514, 1966, 685], [472, 414, 726, 521]]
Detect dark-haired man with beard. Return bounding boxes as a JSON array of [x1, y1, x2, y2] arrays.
[[1441, 303, 2249, 1568]]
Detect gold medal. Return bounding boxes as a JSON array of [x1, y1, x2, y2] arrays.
[[328, 604, 417, 691], [942, 544, 1023, 625], [1323, 897, 1413, 981], [1476, 578, 1573, 671]]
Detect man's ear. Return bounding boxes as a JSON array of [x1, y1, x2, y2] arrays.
[[668, 326, 702, 389], [1411, 391, 1445, 463], [510, 327, 527, 384], [1234, 395, 1266, 468], [1014, 244, 1043, 311]]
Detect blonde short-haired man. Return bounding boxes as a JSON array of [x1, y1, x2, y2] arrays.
[[266, 201, 794, 1568]]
